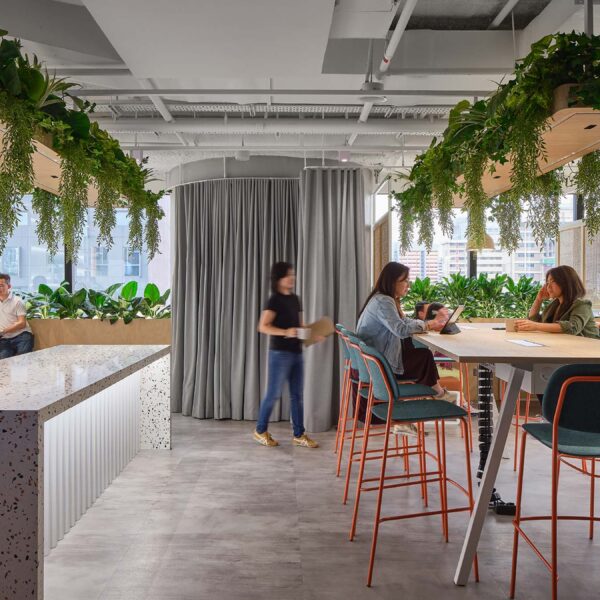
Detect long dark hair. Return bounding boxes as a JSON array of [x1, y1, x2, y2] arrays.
[[544, 265, 586, 322], [270, 261, 293, 294], [359, 262, 410, 317]]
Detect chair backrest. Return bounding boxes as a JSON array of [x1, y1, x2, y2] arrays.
[[335, 324, 351, 361], [344, 331, 370, 385], [358, 341, 399, 402], [542, 363, 600, 433]]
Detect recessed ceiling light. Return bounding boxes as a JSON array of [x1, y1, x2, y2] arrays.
[[492, 175, 501, 179], [584, 124, 597, 130]]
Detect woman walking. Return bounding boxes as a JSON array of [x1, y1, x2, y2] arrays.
[[253, 262, 319, 448]]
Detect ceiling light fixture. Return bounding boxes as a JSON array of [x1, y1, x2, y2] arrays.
[[339, 150, 350, 163]]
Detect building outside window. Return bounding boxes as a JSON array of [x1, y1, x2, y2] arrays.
[[0, 194, 171, 293], [2, 247, 21, 277], [124, 249, 141, 277]]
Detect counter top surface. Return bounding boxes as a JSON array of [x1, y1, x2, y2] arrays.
[[0, 344, 169, 418]]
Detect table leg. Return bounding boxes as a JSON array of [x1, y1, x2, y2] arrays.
[[454, 365, 525, 586]]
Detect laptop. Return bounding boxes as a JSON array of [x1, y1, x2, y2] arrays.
[[438, 305, 465, 335]]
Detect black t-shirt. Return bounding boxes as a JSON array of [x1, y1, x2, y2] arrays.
[[265, 293, 303, 353]]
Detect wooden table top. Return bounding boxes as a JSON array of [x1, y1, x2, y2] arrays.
[[414, 323, 600, 364]]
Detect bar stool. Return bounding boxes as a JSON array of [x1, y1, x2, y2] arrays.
[[356, 341, 478, 587], [334, 324, 352, 461], [510, 364, 600, 600]]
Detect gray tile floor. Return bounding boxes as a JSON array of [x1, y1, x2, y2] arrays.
[[45, 415, 599, 599]]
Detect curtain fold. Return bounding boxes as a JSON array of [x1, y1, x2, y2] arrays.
[[171, 178, 299, 420], [297, 168, 369, 432]]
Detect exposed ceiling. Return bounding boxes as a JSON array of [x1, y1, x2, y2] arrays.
[[2, 0, 594, 184]]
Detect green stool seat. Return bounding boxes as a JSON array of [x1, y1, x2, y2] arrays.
[[372, 399, 467, 423], [523, 422, 600, 458]]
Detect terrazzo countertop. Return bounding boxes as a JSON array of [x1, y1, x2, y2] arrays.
[[0, 344, 170, 421]]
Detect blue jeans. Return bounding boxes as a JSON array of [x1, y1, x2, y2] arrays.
[[0, 331, 34, 359], [257, 350, 305, 438]]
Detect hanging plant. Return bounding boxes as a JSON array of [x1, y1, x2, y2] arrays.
[[59, 145, 91, 261], [575, 150, 600, 239], [144, 194, 165, 261], [31, 187, 60, 257], [491, 189, 521, 254], [0, 92, 36, 252], [94, 171, 119, 250], [462, 150, 489, 249], [527, 170, 562, 248]]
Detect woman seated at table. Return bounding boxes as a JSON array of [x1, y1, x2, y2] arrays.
[[356, 262, 455, 400], [515, 265, 599, 338]]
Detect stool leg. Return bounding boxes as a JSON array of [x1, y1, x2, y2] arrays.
[[551, 444, 560, 600], [461, 417, 479, 582], [441, 420, 450, 543], [510, 430, 528, 599], [419, 422, 429, 506], [590, 458, 596, 540], [434, 421, 446, 538], [336, 370, 352, 476], [513, 393, 521, 472], [343, 384, 363, 505], [349, 390, 374, 541], [366, 413, 392, 587], [334, 364, 350, 454]]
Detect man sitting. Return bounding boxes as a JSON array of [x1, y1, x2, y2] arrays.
[[0, 273, 34, 359]]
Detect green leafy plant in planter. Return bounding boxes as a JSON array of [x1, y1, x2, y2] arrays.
[[21, 281, 171, 323], [436, 274, 478, 318], [0, 29, 165, 260], [402, 277, 441, 314], [470, 273, 508, 318], [391, 32, 600, 253], [503, 275, 542, 318]]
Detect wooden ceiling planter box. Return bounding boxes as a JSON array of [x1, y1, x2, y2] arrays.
[[0, 125, 99, 205], [454, 84, 600, 205]]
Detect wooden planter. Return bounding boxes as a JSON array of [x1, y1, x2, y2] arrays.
[[453, 84, 600, 205], [0, 125, 98, 204], [29, 318, 171, 350]]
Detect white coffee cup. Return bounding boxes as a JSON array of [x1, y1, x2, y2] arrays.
[[296, 327, 310, 340], [505, 319, 517, 332]]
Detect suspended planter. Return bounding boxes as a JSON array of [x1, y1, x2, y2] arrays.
[[392, 32, 600, 253], [0, 29, 164, 261]]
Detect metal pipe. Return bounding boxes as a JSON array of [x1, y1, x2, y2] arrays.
[[585, 0, 594, 36], [96, 117, 446, 135], [71, 87, 492, 98], [119, 144, 429, 153], [379, 0, 420, 74], [488, 0, 522, 29]]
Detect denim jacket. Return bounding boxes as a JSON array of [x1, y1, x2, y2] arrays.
[[356, 294, 426, 375]]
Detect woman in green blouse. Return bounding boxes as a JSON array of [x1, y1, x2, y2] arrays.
[[515, 265, 599, 338]]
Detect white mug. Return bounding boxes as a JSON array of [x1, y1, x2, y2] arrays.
[[296, 327, 310, 340]]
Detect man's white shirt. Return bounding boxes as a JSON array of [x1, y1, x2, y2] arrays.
[[0, 293, 32, 339]]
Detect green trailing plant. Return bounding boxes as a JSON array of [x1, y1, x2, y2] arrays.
[[491, 189, 522, 254], [0, 29, 165, 261], [59, 145, 91, 261], [575, 150, 600, 239], [21, 281, 171, 323], [31, 187, 60, 257], [391, 32, 600, 252], [527, 170, 562, 248]]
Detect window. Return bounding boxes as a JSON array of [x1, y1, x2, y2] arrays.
[[2, 247, 21, 277], [95, 247, 109, 276], [0, 195, 65, 292], [74, 196, 171, 291], [124, 249, 141, 277]]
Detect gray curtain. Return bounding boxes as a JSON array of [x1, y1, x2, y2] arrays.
[[171, 178, 299, 420], [298, 168, 369, 432]]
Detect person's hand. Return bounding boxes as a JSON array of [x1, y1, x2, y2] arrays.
[[285, 328, 297, 338], [426, 311, 449, 332], [515, 319, 537, 332], [536, 284, 550, 302]]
